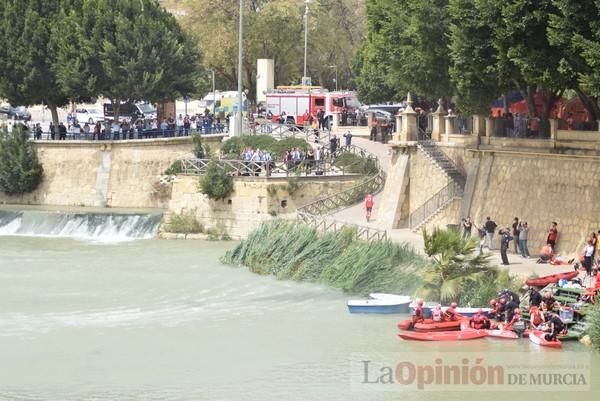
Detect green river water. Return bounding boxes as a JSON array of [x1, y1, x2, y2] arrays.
[[1, 235, 598, 401]]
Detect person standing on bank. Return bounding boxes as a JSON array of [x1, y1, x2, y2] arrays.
[[512, 217, 520, 254], [519, 221, 530, 258], [484, 217, 498, 251], [547, 221, 559, 253], [500, 228, 513, 265], [462, 217, 473, 238]]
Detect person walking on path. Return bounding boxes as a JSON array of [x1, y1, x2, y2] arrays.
[[475, 224, 486, 255], [518, 222, 530, 258], [500, 228, 513, 265], [484, 217, 498, 251], [512, 217, 520, 254], [583, 238, 595, 276], [364, 193, 374, 222], [547, 221, 558, 252], [343, 130, 352, 150]]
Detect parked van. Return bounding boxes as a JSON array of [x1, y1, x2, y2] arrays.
[[103, 102, 156, 121]]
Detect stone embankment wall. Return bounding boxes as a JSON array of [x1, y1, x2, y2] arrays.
[[164, 175, 360, 239], [0, 136, 223, 208], [384, 140, 600, 254]]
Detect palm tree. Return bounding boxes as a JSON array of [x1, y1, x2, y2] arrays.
[[418, 227, 492, 303]]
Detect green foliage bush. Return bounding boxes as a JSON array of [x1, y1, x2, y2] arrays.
[[165, 160, 183, 175], [0, 126, 43, 195], [220, 135, 309, 159], [587, 303, 600, 351], [333, 153, 379, 175], [199, 160, 234, 200], [168, 210, 203, 234], [221, 220, 424, 295], [192, 132, 211, 158]]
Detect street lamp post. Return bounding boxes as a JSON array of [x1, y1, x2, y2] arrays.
[[237, 0, 244, 135], [210, 69, 216, 116], [329, 65, 338, 91], [303, 0, 310, 80]]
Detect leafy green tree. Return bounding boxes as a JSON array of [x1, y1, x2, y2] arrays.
[[59, 0, 203, 121], [549, 0, 600, 120], [0, 125, 43, 195], [448, 0, 504, 114], [418, 228, 491, 303], [199, 160, 234, 201], [0, 0, 69, 125]]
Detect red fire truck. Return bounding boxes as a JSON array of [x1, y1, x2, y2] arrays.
[[265, 86, 358, 126]]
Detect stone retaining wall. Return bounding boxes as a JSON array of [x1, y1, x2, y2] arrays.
[[0, 136, 223, 208]]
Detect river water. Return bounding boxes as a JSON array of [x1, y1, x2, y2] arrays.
[[1, 234, 599, 401]]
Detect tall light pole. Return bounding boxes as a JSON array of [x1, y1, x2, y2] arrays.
[[329, 65, 338, 91], [237, 0, 244, 135], [210, 69, 216, 116], [303, 0, 310, 82]]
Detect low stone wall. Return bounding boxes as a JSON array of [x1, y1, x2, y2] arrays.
[[164, 175, 360, 239], [0, 136, 224, 208]]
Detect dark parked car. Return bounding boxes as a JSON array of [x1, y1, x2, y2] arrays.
[[9, 106, 32, 121]]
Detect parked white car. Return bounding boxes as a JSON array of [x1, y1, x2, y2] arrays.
[[75, 107, 104, 124]]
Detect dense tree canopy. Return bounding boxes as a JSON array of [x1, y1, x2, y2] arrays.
[[172, 0, 365, 100], [0, 0, 203, 123], [356, 0, 600, 128]]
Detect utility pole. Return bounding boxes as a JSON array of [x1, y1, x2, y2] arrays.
[[211, 69, 216, 116], [329, 65, 338, 91], [303, 0, 310, 81], [237, 0, 244, 136]]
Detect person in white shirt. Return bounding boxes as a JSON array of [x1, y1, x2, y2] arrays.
[[583, 238, 595, 275]]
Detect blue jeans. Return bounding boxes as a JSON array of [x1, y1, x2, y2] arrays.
[[487, 232, 494, 250], [519, 239, 530, 257]]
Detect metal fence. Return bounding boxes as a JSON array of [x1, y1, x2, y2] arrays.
[[408, 181, 463, 230], [297, 212, 387, 241]]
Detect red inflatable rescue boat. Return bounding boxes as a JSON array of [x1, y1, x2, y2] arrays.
[[484, 329, 519, 339], [525, 271, 578, 287], [528, 330, 562, 348], [398, 330, 487, 341], [413, 318, 464, 332]]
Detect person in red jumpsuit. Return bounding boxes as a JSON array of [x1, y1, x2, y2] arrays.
[[412, 299, 425, 324], [445, 302, 459, 321], [469, 309, 491, 329], [504, 308, 526, 337]]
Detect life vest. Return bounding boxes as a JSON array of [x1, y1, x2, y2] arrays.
[[471, 315, 485, 329], [431, 308, 443, 322], [365, 194, 374, 208], [445, 307, 457, 321], [412, 306, 424, 322], [531, 310, 544, 326]]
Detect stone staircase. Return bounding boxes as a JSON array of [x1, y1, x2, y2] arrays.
[[409, 140, 466, 231], [417, 140, 466, 188]]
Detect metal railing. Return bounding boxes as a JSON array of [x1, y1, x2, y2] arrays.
[[408, 181, 463, 230], [179, 157, 360, 178], [297, 212, 387, 242], [252, 121, 332, 146]]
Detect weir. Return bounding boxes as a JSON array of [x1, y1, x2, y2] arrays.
[[0, 208, 162, 241]]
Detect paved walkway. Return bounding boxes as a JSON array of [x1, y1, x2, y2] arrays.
[[329, 137, 586, 280]]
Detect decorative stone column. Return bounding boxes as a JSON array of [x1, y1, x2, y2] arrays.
[[367, 112, 374, 129], [399, 92, 418, 142], [431, 99, 446, 142], [485, 117, 493, 137], [394, 113, 403, 142], [444, 110, 456, 137], [472, 115, 485, 137]]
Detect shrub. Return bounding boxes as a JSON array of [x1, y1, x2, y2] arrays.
[[0, 125, 43, 195], [220, 135, 309, 159], [164, 160, 183, 175], [333, 153, 379, 175], [199, 159, 234, 200], [588, 303, 600, 351], [168, 210, 203, 234], [191, 132, 211, 158]]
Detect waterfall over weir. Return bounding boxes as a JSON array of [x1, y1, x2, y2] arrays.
[[0, 209, 162, 241]]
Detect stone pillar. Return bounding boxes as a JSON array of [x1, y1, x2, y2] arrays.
[[367, 112, 374, 129], [444, 113, 456, 137], [485, 117, 493, 137], [549, 118, 558, 140], [399, 92, 418, 142], [472, 115, 485, 137], [395, 113, 402, 142], [431, 98, 446, 142], [332, 112, 340, 132]]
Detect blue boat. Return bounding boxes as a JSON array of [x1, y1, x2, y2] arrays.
[[347, 294, 411, 314]]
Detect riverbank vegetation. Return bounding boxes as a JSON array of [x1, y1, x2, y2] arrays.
[[222, 220, 423, 295], [0, 126, 43, 195], [199, 160, 234, 200], [221, 220, 517, 303], [587, 304, 600, 351]]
